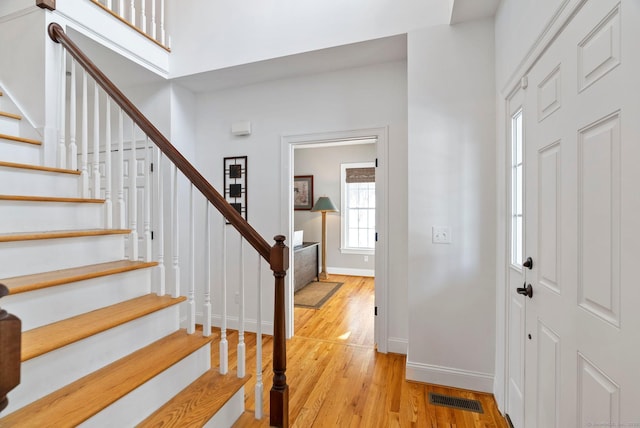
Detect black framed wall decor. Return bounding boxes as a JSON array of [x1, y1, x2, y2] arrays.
[[223, 156, 247, 222]]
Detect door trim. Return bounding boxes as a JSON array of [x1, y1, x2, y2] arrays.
[[280, 127, 389, 352]]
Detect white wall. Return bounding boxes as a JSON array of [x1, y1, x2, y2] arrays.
[[406, 19, 496, 392], [191, 60, 408, 344], [167, 0, 449, 77], [0, 9, 46, 129], [294, 143, 376, 274]]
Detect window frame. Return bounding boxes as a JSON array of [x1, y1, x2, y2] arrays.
[[510, 108, 524, 268], [340, 161, 376, 255]]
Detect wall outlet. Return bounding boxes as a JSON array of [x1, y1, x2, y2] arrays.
[[432, 226, 451, 244], [364, 255, 369, 262]]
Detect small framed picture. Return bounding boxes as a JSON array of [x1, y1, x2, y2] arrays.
[[293, 175, 314, 210], [224, 156, 247, 222]]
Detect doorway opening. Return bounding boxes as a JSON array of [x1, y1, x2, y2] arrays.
[[281, 128, 389, 352]]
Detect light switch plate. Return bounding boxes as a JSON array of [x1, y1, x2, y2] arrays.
[[432, 226, 451, 244]]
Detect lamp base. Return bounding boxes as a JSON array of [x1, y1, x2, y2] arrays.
[[318, 271, 329, 281]]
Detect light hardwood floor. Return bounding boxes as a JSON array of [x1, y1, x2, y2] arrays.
[[205, 275, 507, 427]]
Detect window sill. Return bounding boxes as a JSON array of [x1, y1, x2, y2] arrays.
[[340, 247, 375, 255]]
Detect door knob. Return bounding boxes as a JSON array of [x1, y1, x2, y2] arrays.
[[523, 257, 533, 270], [517, 283, 533, 298]]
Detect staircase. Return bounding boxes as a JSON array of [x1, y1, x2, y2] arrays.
[[0, 90, 249, 426]]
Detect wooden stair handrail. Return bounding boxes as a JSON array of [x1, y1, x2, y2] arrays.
[[47, 22, 271, 262], [47, 22, 289, 426]]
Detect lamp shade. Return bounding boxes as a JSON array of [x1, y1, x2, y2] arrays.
[[311, 196, 338, 212]]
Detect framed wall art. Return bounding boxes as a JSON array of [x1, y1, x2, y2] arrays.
[[293, 175, 314, 210], [224, 156, 247, 221]]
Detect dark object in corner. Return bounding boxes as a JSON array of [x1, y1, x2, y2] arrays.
[[0, 283, 22, 414]]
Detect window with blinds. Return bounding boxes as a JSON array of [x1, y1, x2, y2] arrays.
[[341, 162, 376, 253]]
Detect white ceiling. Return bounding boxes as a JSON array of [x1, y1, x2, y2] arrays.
[[174, 35, 408, 93], [450, 0, 501, 25], [68, 1, 500, 94]]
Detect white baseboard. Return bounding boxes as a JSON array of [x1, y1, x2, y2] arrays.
[[327, 266, 375, 277], [387, 337, 408, 355], [405, 360, 494, 393]]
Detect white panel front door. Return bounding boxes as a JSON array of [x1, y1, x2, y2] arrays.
[[518, 0, 640, 426]]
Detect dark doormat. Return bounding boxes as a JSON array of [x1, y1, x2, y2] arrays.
[[294, 281, 343, 309]]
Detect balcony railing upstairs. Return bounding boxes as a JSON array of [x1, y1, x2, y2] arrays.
[[89, 0, 168, 48], [47, 22, 289, 427]]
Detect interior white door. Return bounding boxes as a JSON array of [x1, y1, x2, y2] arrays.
[[505, 87, 526, 428], [521, 0, 640, 426]]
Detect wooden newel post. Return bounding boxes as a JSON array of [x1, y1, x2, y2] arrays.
[[0, 284, 21, 414], [269, 235, 289, 427]]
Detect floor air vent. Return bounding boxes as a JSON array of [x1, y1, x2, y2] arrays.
[[428, 393, 484, 414]]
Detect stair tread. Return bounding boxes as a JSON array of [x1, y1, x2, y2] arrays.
[[0, 330, 212, 427], [0, 160, 80, 175], [0, 229, 130, 242], [0, 133, 41, 145], [0, 111, 21, 120], [1, 260, 158, 295], [22, 293, 187, 361], [139, 370, 250, 427], [0, 194, 104, 204]]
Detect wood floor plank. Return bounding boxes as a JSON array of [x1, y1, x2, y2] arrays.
[[0, 330, 212, 428], [0, 260, 157, 295], [0, 160, 80, 175], [22, 294, 185, 361], [219, 275, 508, 427], [0, 229, 129, 242]]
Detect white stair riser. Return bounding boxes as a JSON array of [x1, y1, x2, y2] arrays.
[[0, 168, 79, 198], [204, 387, 245, 428], [4, 268, 152, 331], [0, 140, 41, 165], [81, 344, 211, 427], [5, 305, 183, 415], [0, 201, 103, 233], [0, 234, 125, 278], [0, 116, 20, 136]]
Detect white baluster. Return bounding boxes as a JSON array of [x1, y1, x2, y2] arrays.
[[255, 256, 263, 419], [129, 0, 136, 26], [143, 137, 152, 261], [160, 0, 166, 45], [237, 236, 246, 378], [80, 70, 89, 197], [119, 0, 124, 18], [58, 48, 66, 169], [92, 84, 101, 199], [129, 120, 138, 260], [151, 0, 157, 42], [203, 203, 212, 337], [156, 149, 165, 295], [171, 164, 180, 297], [220, 219, 228, 374], [106, 0, 112, 9], [140, 0, 147, 33], [68, 59, 77, 170], [104, 98, 113, 228], [117, 109, 126, 229], [187, 184, 195, 334]]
